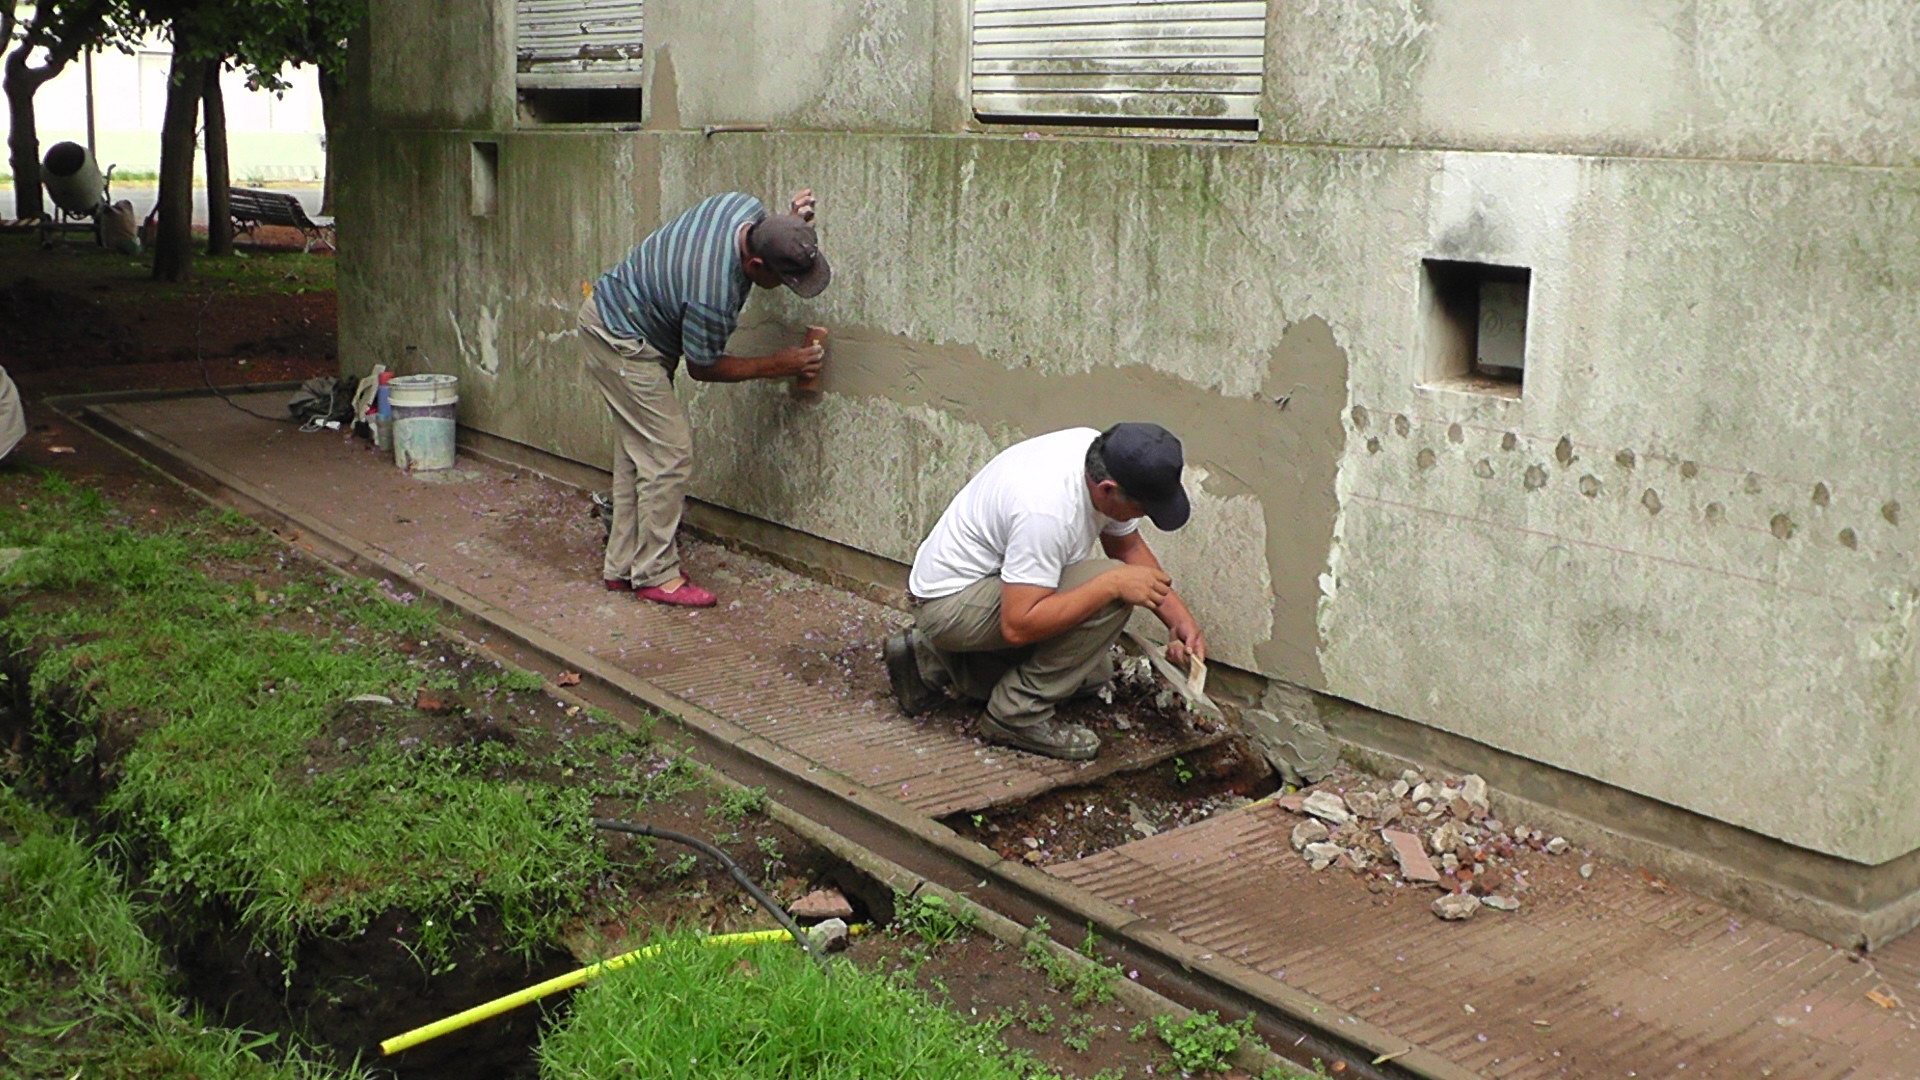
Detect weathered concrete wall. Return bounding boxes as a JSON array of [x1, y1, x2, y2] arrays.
[[1268, 0, 1920, 167], [643, 0, 965, 133], [342, 0, 1920, 871], [365, 0, 512, 130]]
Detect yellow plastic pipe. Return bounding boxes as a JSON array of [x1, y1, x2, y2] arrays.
[[381, 926, 859, 1056]]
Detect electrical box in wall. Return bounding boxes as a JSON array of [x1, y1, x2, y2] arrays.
[[1476, 279, 1528, 377], [1419, 260, 1531, 397]]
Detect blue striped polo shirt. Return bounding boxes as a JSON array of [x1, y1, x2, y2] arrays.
[[592, 192, 767, 367]]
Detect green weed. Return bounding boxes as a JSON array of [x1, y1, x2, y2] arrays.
[[892, 889, 978, 947], [1151, 1010, 1255, 1074], [711, 785, 767, 823], [1020, 919, 1121, 1007]]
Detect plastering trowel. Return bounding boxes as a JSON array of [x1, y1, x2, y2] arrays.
[[1121, 629, 1225, 725]]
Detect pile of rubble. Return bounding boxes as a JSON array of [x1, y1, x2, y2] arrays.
[[1279, 769, 1580, 922]]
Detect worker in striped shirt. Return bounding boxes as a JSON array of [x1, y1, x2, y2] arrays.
[[579, 189, 830, 608]]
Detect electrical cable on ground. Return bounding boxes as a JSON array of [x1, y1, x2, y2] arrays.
[[193, 285, 299, 424], [591, 817, 823, 963]]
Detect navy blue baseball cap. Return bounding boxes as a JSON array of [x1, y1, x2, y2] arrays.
[[1101, 422, 1191, 531]]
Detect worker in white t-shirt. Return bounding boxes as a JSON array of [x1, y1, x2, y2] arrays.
[[886, 423, 1206, 761]]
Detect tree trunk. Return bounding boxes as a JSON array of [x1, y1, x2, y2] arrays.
[[4, 46, 48, 222], [202, 60, 231, 256], [316, 66, 339, 216], [152, 54, 206, 282]]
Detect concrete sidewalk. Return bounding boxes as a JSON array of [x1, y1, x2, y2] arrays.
[[88, 392, 1920, 1080]]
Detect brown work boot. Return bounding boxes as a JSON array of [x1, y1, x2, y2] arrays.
[[884, 631, 942, 716], [977, 714, 1100, 762]]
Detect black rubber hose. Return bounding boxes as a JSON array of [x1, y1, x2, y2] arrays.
[[592, 817, 822, 962]]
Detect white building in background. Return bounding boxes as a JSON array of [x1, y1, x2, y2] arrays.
[[6, 32, 324, 182]]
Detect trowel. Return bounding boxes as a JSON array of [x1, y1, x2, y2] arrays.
[[1121, 629, 1225, 725]]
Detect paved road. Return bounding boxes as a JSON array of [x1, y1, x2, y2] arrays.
[[0, 182, 324, 224]]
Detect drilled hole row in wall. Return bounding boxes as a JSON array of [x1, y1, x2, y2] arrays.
[[1347, 405, 1897, 551]]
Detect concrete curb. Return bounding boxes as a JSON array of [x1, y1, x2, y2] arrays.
[[54, 391, 1479, 1080]]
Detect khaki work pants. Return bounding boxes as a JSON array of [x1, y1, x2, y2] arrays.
[[912, 558, 1129, 729], [578, 296, 691, 589]]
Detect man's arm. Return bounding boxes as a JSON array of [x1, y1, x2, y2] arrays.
[[1100, 530, 1206, 665], [999, 562, 1171, 646], [684, 343, 823, 384]]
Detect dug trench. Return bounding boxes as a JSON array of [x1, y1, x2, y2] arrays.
[[946, 736, 1278, 867], [0, 634, 890, 1080]]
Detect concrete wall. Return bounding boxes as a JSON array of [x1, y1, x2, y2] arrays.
[[342, 0, 1920, 873]]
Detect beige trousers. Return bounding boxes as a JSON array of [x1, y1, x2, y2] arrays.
[[912, 558, 1130, 729], [578, 297, 691, 588]]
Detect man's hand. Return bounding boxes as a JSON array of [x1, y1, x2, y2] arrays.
[[789, 188, 817, 222], [1164, 617, 1207, 668], [772, 340, 825, 379], [1107, 565, 1171, 610]]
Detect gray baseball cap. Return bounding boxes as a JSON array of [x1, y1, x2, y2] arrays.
[[750, 214, 832, 298]]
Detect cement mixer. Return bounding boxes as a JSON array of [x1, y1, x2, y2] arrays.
[[38, 141, 138, 254], [41, 141, 107, 217]]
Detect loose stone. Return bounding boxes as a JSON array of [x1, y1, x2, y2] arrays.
[[1301, 790, 1353, 826], [1303, 841, 1343, 865], [1291, 820, 1330, 851]]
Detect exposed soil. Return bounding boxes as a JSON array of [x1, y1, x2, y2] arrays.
[[863, 930, 1189, 1079], [950, 735, 1277, 866], [179, 907, 576, 1080], [0, 232, 336, 400]]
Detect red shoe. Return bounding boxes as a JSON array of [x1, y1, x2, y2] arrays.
[[635, 580, 717, 608], [604, 578, 631, 591]]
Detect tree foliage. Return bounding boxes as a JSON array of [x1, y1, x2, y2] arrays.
[[142, 0, 362, 279], [4, 0, 138, 220]]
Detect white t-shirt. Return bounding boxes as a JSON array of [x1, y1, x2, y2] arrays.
[[909, 427, 1138, 600]]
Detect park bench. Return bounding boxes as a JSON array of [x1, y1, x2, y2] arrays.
[[229, 186, 335, 253]]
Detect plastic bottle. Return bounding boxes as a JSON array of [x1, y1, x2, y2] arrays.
[[374, 369, 395, 451]]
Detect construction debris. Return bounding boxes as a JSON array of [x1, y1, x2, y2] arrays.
[[1300, 790, 1351, 826], [1290, 819, 1330, 851], [1382, 829, 1440, 883], [790, 887, 854, 919], [1239, 704, 1339, 786], [1432, 893, 1481, 920], [1276, 770, 1579, 917], [806, 917, 852, 952]]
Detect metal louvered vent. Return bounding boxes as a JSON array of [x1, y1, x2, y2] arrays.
[[517, 0, 644, 88], [972, 0, 1265, 129]]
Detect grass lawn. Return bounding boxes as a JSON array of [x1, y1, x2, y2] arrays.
[[0, 466, 1313, 1079]]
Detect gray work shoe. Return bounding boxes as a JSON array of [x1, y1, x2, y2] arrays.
[[884, 630, 942, 716], [977, 714, 1101, 762]]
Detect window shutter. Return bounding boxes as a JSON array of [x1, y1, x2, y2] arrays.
[[516, 0, 645, 88], [972, 0, 1266, 128]]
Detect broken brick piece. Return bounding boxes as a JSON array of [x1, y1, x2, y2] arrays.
[[1384, 828, 1441, 883], [790, 888, 854, 920]]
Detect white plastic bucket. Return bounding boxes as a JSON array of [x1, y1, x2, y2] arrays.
[[390, 374, 458, 471]]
